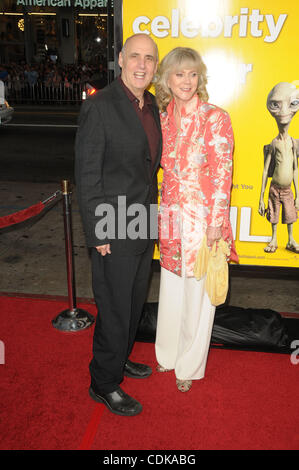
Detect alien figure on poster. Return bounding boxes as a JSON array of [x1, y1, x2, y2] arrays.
[[259, 82, 299, 253]]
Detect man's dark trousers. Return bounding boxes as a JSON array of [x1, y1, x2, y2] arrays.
[[89, 240, 154, 395]]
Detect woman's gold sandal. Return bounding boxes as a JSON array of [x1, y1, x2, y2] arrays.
[[176, 379, 192, 392], [156, 364, 172, 372]]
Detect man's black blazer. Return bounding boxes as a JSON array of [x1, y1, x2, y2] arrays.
[[75, 78, 162, 255]]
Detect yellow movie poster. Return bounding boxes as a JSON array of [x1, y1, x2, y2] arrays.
[[122, 0, 299, 267]]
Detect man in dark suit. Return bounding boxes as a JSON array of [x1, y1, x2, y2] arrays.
[[75, 34, 161, 416]]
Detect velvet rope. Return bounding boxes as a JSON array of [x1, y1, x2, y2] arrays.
[[0, 201, 45, 229]]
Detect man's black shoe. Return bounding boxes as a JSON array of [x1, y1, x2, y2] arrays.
[[89, 386, 142, 416], [124, 359, 152, 379]]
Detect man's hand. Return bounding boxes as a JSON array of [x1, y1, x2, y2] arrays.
[[295, 197, 299, 211], [96, 244, 111, 256]]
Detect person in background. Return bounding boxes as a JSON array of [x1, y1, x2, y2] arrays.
[[154, 47, 238, 392]]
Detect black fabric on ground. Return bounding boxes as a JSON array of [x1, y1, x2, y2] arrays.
[[136, 302, 297, 354]]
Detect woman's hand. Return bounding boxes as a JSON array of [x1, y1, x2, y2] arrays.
[[206, 226, 222, 248]]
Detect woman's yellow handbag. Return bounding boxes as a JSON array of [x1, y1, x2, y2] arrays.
[[193, 235, 210, 280], [194, 236, 230, 306]]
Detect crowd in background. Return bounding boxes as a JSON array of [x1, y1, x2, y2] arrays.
[[0, 60, 108, 103]]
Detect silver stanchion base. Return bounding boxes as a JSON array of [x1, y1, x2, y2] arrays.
[[52, 308, 95, 332]]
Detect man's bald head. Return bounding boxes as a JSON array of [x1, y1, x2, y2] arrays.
[[121, 34, 159, 62]]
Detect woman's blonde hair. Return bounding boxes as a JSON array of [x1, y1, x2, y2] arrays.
[[154, 47, 209, 112]]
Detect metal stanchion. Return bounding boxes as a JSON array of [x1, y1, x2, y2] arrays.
[[52, 180, 95, 332]]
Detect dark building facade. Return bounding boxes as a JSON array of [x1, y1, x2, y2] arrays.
[[0, 0, 113, 66]]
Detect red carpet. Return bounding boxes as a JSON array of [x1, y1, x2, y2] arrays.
[[0, 294, 298, 450]]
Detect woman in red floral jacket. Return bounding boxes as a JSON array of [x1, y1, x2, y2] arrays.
[[154, 47, 238, 392]]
